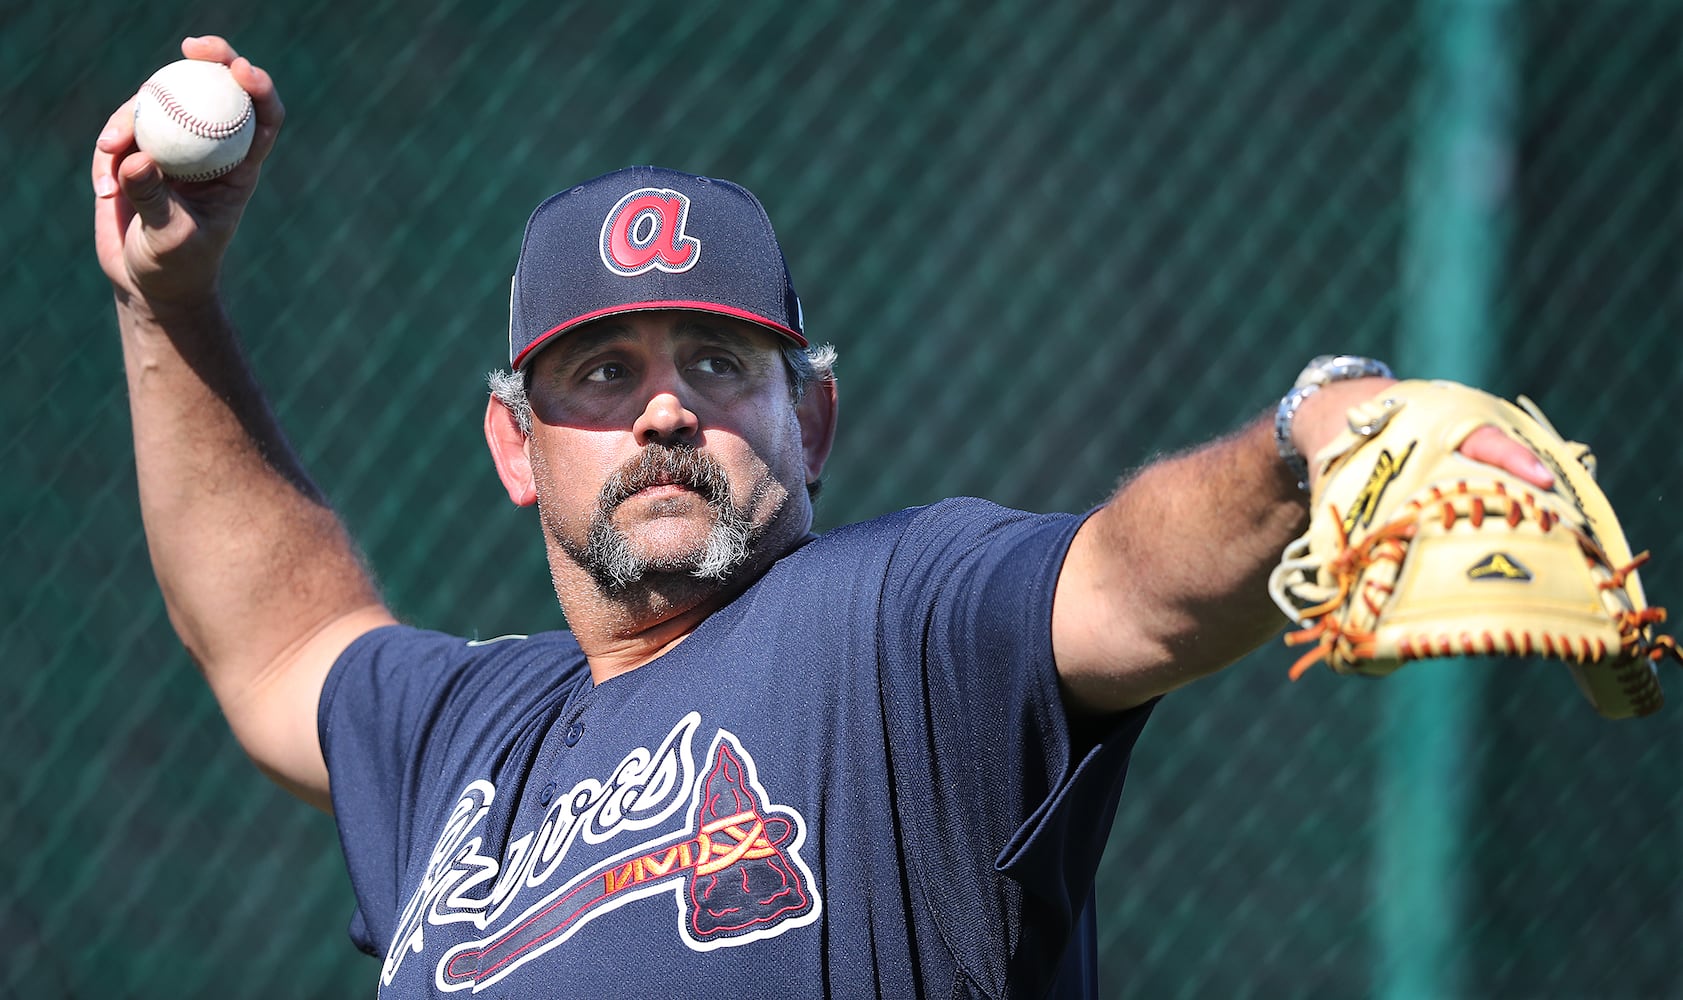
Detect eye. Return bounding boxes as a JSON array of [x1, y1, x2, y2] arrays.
[[584, 362, 630, 383], [691, 356, 739, 376]]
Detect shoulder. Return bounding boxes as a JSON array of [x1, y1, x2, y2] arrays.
[[337, 623, 587, 673], [853, 497, 1083, 570], [751, 500, 1004, 587], [745, 499, 1082, 617], [789, 497, 1058, 561], [324, 625, 590, 730]]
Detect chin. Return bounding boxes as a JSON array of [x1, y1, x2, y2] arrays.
[[619, 512, 715, 554]]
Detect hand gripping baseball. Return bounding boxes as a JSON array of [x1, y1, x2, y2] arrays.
[[92, 36, 285, 309], [1269, 380, 1680, 719]]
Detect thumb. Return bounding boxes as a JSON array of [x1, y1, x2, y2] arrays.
[[117, 152, 178, 231]]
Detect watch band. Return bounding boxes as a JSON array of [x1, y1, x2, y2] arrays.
[[1274, 354, 1395, 490]]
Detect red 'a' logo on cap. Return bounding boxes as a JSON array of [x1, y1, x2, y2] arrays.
[[599, 188, 702, 277]]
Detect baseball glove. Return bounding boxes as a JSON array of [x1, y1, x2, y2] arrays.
[[1267, 379, 1678, 719]]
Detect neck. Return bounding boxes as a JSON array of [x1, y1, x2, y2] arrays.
[[548, 539, 790, 685], [542, 486, 815, 683], [564, 579, 737, 684]]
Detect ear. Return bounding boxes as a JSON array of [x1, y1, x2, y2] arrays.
[[796, 377, 838, 487], [485, 396, 538, 507]]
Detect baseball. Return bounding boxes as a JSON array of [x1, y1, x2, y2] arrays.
[[132, 59, 255, 182]]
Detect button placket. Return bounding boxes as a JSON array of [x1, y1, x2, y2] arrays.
[[532, 688, 594, 807]]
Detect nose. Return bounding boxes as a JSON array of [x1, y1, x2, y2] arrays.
[[632, 385, 700, 446]]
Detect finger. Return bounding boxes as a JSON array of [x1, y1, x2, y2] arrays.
[[228, 56, 285, 165], [181, 34, 239, 64], [92, 99, 138, 198], [116, 151, 178, 231], [93, 180, 138, 270], [92, 146, 135, 272], [95, 97, 137, 155], [92, 98, 139, 197], [1461, 426, 1554, 489]]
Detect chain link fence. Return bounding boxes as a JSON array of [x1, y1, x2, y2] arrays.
[[5, 0, 1679, 995]]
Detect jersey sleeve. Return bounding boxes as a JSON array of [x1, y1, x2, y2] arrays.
[[876, 498, 1155, 993], [316, 625, 581, 957]]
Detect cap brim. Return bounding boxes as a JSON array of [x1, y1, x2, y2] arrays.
[[513, 299, 807, 368]]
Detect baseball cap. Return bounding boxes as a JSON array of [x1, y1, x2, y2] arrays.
[[508, 165, 807, 369]]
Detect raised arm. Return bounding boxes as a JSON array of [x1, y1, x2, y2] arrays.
[[1053, 376, 1553, 714], [92, 36, 395, 810]]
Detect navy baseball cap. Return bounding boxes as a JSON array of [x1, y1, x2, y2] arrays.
[[508, 165, 807, 369]]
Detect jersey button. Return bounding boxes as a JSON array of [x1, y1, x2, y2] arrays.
[[564, 722, 584, 747], [539, 781, 556, 804]]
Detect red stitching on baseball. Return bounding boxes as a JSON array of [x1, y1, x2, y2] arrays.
[[142, 79, 252, 140]]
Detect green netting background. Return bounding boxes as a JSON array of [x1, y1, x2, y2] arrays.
[[5, 1, 1680, 996]]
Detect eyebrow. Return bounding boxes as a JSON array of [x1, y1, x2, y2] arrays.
[[674, 318, 760, 352], [544, 323, 635, 368], [546, 317, 765, 369]]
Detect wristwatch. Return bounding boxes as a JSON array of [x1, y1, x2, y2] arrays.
[[1274, 354, 1395, 490]]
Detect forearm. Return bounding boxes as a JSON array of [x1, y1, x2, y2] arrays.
[[1107, 414, 1305, 647], [1054, 414, 1307, 710], [1056, 375, 1416, 710], [119, 293, 383, 695]]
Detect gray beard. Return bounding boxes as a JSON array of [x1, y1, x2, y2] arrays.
[[547, 444, 773, 596]]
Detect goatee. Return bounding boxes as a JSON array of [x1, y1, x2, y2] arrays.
[[551, 444, 771, 595]]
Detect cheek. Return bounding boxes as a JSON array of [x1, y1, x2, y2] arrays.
[[775, 409, 808, 484], [727, 405, 807, 499], [529, 432, 615, 512]]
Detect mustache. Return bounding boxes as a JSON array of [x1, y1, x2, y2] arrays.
[[597, 444, 731, 510]]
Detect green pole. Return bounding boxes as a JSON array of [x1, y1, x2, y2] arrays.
[[1381, 1, 1514, 998]]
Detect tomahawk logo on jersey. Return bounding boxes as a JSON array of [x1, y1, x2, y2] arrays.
[[382, 712, 821, 991]]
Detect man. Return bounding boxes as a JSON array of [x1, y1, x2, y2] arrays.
[[93, 37, 1551, 997]]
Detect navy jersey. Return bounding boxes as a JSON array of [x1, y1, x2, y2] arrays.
[[320, 498, 1154, 997]]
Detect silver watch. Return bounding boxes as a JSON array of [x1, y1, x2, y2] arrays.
[[1274, 354, 1395, 490]]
